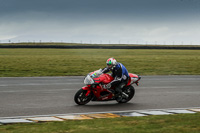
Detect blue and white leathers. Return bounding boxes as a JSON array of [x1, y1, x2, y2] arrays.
[[114, 63, 129, 81], [102, 62, 129, 87]]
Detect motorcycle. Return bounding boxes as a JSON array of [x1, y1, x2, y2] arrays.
[[74, 69, 141, 105]]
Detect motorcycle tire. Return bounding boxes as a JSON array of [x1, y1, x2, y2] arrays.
[[74, 89, 92, 105], [117, 85, 135, 103]]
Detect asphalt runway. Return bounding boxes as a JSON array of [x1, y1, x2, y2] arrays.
[[0, 75, 199, 117]]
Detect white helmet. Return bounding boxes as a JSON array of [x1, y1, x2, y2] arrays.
[[106, 57, 117, 66]]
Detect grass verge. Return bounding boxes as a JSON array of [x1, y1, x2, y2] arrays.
[[0, 113, 200, 133], [0, 49, 199, 77]]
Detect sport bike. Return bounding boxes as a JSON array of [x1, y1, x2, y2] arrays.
[[74, 69, 141, 105]]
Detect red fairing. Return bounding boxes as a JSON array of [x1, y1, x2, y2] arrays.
[[93, 74, 114, 84], [129, 73, 139, 78], [92, 85, 113, 101], [82, 86, 91, 96], [127, 73, 140, 86]]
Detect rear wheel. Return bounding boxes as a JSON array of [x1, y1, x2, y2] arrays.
[[74, 89, 92, 105], [117, 85, 135, 103]]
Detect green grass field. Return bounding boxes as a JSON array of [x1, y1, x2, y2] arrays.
[[0, 113, 200, 133], [0, 49, 199, 77]]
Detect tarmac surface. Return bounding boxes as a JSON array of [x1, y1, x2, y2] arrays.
[[0, 75, 199, 117]]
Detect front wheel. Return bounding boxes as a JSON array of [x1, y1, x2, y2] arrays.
[[117, 85, 135, 103], [74, 89, 92, 105]]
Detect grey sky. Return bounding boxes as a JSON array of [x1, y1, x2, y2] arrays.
[[0, 0, 200, 44]]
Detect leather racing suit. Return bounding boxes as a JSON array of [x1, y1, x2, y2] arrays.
[[102, 62, 129, 94]]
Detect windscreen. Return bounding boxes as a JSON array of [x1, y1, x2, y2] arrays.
[[90, 69, 102, 78], [84, 69, 103, 85], [84, 75, 94, 85]]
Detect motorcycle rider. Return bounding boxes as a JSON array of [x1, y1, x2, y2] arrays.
[[102, 57, 129, 101]]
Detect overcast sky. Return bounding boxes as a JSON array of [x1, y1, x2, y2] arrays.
[[0, 0, 200, 45]]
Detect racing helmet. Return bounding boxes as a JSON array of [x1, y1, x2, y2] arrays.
[[106, 58, 117, 68]]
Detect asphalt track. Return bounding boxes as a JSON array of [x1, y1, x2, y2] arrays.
[[0, 75, 199, 118]]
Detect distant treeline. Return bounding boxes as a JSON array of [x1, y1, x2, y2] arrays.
[[0, 45, 200, 50]]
